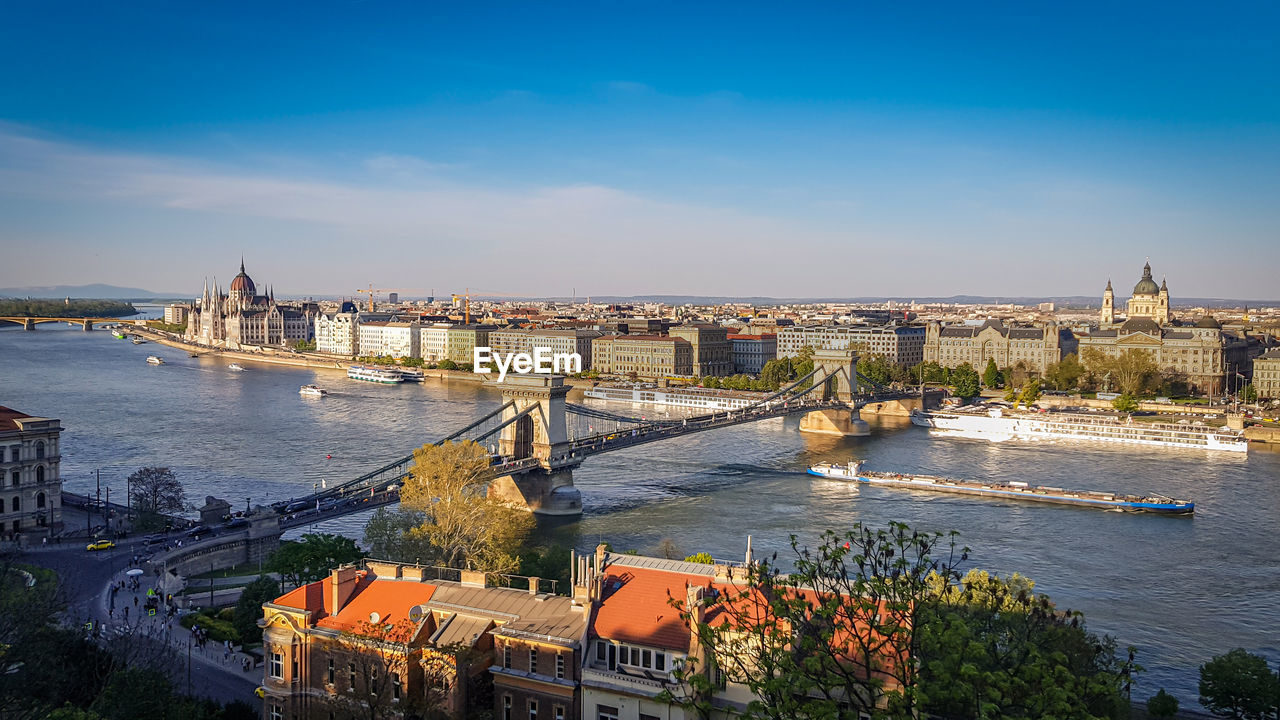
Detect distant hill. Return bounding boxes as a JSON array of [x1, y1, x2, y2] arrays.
[[0, 284, 184, 300]]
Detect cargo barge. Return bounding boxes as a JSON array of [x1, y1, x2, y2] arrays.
[[807, 461, 1194, 514]]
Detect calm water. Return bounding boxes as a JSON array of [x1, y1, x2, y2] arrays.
[[3, 320, 1278, 702]]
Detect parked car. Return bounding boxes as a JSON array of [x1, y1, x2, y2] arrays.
[[186, 524, 211, 539], [86, 539, 115, 551], [222, 517, 249, 530], [143, 533, 167, 545]]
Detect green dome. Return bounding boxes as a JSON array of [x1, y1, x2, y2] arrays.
[[1133, 262, 1159, 295]]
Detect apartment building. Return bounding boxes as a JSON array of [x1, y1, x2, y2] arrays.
[[314, 306, 366, 356], [777, 324, 926, 367], [260, 561, 587, 720], [418, 322, 454, 363], [727, 333, 777, 375], [489, 328, 602, 369], [1253, 349, 1280, 399], [668, 325, 733, 377], [591, 335, 693, 379], [0, 406, 62, 541], [358, 320, 421, 359], [446, 324, 497, 365]]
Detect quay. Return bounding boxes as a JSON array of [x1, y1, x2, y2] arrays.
[[808, 461, 1195, 514]]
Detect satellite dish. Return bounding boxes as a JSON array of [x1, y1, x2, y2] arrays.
[[369, 611, 380, 624], [408, 606, 424, 624]]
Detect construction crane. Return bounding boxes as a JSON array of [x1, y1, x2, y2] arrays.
[[355, 284, 416, 312]]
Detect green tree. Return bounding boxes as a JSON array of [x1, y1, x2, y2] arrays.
[[1113, 393, 1140, 412], [397, 441, 534, 573], [267, 533, 366, 589], [290, 339, 317, 352], [857, 355, 894, 387], [362, 507, 432, 563], [1083, 348, 1160, 396], [982, 358, 1001, 388], [914, 361, 949, 385], [952, 362, 981, 400], [1018, 377, 1042, 407], [666, 524, 969, 719], [1198, 648, 1280, 720], [437, 359, 459, 370], [1147, 688, 1180, 718], [1242, 384, 1259, 404], [232, 575, 280, 645], [918, 569, 1134, 720], [1045, 353, 1085, 391], [683, 552, 714, 565]]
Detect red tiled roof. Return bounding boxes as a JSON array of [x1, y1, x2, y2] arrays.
[[0, 406, 33, 432], [590, 565, 706, 652]]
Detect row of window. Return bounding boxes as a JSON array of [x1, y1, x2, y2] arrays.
[[0, 442, 49, 463], [593, 639, 670, 673], [9, 467, 50, 487], [1, 493, 49, 513], [501, 644, 567, 679], [501, 695, 566, 720]]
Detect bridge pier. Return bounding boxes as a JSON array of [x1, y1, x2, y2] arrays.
[[82, 320, 93, 331], [800, 407, 870, 436], [486, 374, 584, 516], [489, 467, 582, 516], [23, 318, 34, 331]]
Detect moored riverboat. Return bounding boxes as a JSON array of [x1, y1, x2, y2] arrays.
[[912, 405, 1247, 453], [347, 365, 404, 384]]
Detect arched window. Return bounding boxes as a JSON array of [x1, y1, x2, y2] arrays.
[[35, 466, 44, 483], [36, 492, 45, 508], [11, 497, 19, 512], [35, 441, 45, 459]]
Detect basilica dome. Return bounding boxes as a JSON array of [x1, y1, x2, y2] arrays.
[[1132, 261, 1160, 295]]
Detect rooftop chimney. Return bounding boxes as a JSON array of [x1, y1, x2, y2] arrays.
[[328, 566, 360, 615]]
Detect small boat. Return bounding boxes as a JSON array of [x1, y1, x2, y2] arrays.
[[112, 331, 126, 339], [808, 461, 1194, 515], [146, 356, 164, 365], [188, 352, 200, 358], [131, 337, 147, 344], [299, 385, 328, 397], [397, 368, 425, 382], [228, 363, 245, 372]]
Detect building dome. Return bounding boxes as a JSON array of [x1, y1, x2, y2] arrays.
[[1132, 261, 1159, 295], [1195, 315, 1221, 329], [229, 259, 256, 295]]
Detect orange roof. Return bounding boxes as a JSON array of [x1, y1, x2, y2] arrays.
[[0, 406, 33, 432], [590, 564, 706, 652], [273, 573, 437, 638]]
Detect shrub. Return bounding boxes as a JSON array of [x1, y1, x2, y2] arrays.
[[180, 612, 240, 644]]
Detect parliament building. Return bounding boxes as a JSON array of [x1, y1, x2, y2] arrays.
[[185, 260, 317, 350]]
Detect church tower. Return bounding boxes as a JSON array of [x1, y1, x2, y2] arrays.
[[1157, 277, 1170, 326], [1101, 279, 1114, 326]]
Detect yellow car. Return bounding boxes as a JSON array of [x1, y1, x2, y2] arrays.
[[86, 539, 115, 551]]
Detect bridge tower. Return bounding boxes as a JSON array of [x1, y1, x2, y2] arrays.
[[799, 348, 870, 436], [486, 374, 583, 516]]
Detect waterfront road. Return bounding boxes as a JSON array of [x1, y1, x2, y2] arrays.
[[20, 528, 261, 709]]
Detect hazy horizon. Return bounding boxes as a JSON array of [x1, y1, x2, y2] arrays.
[[2, 3, 1277, 298]]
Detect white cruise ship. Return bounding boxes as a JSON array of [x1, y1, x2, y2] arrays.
[[347, 365, 404, 384], [584, 385, 762, 411], [912, 406, 1247, 453]]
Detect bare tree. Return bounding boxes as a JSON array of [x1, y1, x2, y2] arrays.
[[127, 467, 185, 514]]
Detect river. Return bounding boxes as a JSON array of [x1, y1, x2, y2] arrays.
[[3, 316, 1277, 703]]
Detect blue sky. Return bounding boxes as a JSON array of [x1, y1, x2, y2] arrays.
[[1, 1, 1277, 299]]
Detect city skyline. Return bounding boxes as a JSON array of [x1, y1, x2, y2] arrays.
[[2, 2, 1278, 298]]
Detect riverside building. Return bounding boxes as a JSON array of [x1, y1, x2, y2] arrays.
[[314, 302, 361, 356], [778, 324, 926, 367], [923, 319, 1077, 375], [0, 406, 62, 542], [1254, 349, 1280, 400], [185, 260, 317, 349], [357, 320, 421, 359], [489, 328, 602, 371], [668, 325, 733, 377], [591, 335, 693, 379], [727, 333, 777, 375], [1079, 262, 1241, 394]]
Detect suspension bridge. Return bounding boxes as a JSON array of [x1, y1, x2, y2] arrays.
[[271, 348, 929, 521]]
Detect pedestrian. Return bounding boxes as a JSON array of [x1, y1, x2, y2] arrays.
[[133, 596, 138, 608], [123, 606, 129, 621]]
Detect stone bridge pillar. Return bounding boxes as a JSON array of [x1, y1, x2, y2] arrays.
[[23, 318, 35, 331], [800, 348, 870, 437], [485, 374, 582, 516], [82, 320, 94, 331]]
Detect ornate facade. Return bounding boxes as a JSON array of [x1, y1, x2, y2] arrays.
[[185, 260, 316, 349], [922, 320, 1077, 374], [1081, 262, 1240, 394], [0, 406, 62, 542]]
